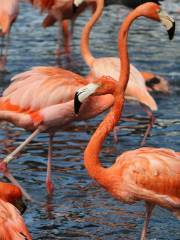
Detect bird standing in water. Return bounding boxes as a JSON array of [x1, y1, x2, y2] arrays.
[[74, 3, 179, 240], [0, 66, 116, 198]]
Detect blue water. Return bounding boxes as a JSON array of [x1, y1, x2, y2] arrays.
[[0, 0, 179, 239]]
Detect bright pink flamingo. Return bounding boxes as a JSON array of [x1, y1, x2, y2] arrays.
[[0, 181, 32, 239], [0, 0, 19, 71], [0, 66, 116, 198], [74, 3, 178, 239], [80, 0, 172, 145]]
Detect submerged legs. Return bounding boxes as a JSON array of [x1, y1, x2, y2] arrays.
[[46, 133, 54, 195]]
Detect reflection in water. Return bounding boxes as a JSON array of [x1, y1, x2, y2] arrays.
[[0, 0, 179, 239]]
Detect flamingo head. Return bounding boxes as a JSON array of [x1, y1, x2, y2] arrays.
[[136, 3, 175, 40], [74, 76, 117, 114], [0, 182, 26, 214]]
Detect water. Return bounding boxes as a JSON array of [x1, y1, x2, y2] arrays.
[[0, 1, 180, 239]]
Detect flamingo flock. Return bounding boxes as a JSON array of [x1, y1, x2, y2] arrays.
[[0, 0, 179, 239]]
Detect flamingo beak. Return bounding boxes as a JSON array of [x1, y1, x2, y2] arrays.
[[73, 0, 84, 13], [74, 83, 100, 114], [158, 10, 175, 40], [13, 198, 27, 214]]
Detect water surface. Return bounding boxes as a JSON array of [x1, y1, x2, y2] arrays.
[[0, 1, 180, 239]]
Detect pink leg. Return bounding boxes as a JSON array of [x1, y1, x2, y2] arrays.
[[0, 128, 41, 200], [140, 202, 155, 240], [0, 36, 7, 72], [46, 133, 54, 195], [140, 104, 156, 147]]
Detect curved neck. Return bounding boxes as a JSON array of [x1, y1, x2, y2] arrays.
[[80, 0, 104, 67], [84, 10, 140, 186]]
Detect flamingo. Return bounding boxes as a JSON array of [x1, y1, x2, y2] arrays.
[[0, 66, 117, 198], [0, 0, 19, 71], [74, 3, 178, 240], [29, 0, 96, 55], [80, 0, 171, 146], [0, 181, 32, 239]]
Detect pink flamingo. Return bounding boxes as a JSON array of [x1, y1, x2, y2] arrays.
[[0, 0, 19, 71], [74, 3, 178, 240], [80, 0, 172, 145], [0, 181, 32, 239], [0, 66, 116, 198]]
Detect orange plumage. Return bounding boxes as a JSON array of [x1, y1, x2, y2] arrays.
[[0, 182, 32, 240]]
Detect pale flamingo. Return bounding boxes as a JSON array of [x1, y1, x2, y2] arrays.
[[0, 66, 116, 198], [0, 182, 32, 239], [0, 0, 19, 71], [29, 0, 96, 55], [80, 0, 171, 145], [74, 3, 178, 239]]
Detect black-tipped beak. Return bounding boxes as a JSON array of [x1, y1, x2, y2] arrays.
[[167, 21, 175, 40], [72, 4, 78, 14], [14, 198, 27, 214], [74, 92, 82, 115]]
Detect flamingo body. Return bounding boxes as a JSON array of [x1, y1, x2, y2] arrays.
[[87, 57, 157, 111], [0, 199, 31, 240], [107, 147, 180, 213], [0, 66, 114, 130]]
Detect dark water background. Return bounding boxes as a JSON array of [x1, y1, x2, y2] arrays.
[[0, 0, 180, 239]]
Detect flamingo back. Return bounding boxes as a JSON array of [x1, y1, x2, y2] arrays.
[[0, 199, 32, 240], [88, 57, 157, 111], [1, 66, 86, 112], [114, 147, 180, 215]]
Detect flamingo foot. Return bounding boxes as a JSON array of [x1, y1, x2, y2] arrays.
[[46, 178, 54, 196]]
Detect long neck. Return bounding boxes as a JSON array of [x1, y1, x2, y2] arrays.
[[80, 0, 104, 67], [84, 10, 140, 186]]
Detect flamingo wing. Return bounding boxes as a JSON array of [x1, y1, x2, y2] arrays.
[[89, 57, 157, 111], [114, 147, 180, 214], [1, 66, 86, 112], [0, 199, 32, 240]]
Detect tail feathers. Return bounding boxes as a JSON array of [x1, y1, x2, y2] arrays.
[[126, 88, 158, 111], [138, 90, 158, 111]]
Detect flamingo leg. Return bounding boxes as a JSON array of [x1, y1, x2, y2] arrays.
[[62, 19, 71, 55], [140, 202, 155, 240], [46, 133, 54, 195], [0, 36, 7, 71], [3, 168, 32, 201], [0, 128, 42, 200], [55, 17, 64, 57], [2, 128, 41, 165], [140, 104, 156, 147]]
